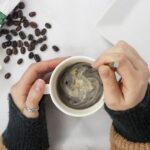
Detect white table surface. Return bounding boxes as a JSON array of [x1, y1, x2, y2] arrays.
[[0, 0, 113, 149]]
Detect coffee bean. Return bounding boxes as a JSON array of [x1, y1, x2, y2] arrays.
[[28, 52, 34, 59], [12, 41, 18, 48], [12, 11, 18, 19], [2, 43, 7, 49], [6, 48, 13, 56], [18, 40, 23, 47], [1, 29, 9, 35], [13, 21, 20, 26], [13, 48, 18, 55], [30, 22, 38, 28], [37, 38, 43, 44], [34, 54, 41, 62], [35, 28, 41, 36], [52, 45, 60, 52], [5, 34, 12, 41], [20, 47, 26, 54], [40, 44, 47, 51], [17, 58, 23, 64], [45, 23, 52, 29], [28, 34, 34, 41], [28, 43, 35, 51], [24, 41, 29, 47], [10, 29, 18, 36], [4, 56, 10, 63], [6, 20, 13, 26], [5, 73, 11, 79], [18, 2, 25, 9], [43, 36, 47, 41], [23, 20, 29, 28], [2, 41, 12, 48], [17, 10, 23, 18], [41, 28, 47, 35], [29, 12, 36, 17], [16, 26, 22, 32], [19, 31, 26, 40]]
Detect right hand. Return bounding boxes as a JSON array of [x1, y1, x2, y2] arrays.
[[93, 41, 150, 111]]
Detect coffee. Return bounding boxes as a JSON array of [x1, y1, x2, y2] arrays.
[[57, 62, 103, 109]]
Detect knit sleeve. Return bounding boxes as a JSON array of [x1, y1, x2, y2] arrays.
[[2, 94, 49, 150], [105, 83, 150, 143]]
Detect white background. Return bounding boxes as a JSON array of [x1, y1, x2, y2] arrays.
[[0, 0, 113, 150]]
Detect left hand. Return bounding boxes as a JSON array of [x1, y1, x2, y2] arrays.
[[11, 57, 66, 118]]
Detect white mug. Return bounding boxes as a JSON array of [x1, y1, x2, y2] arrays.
[[44, 56, 104, 117]]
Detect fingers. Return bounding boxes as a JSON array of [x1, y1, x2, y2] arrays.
[[98, 65, 123, 110], [23, 79, 46, 118]]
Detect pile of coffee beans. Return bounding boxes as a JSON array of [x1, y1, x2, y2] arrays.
[[0, 2, 60, 79]]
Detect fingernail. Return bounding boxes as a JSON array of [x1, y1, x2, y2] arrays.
[[35, 79, 45, 91]]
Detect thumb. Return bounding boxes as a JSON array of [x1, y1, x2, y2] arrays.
[[98, 65, 123, 110], [23, 79, 46, 118]]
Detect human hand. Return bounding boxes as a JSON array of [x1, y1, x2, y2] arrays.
[[11, 57, 66, 118], [93, 41, 150, 111]]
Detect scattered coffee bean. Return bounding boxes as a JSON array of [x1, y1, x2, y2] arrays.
[[29, 12, 36, 17], [23, 20, 29, 28], [20, 47, 26, 54], [30, 21, 38, 28], [5, 73, 11, 79], [40, 44, 47, 51], [4, 56, 10, 63], [16, 26, 22, 32], [2, 41, 12, 48], [37, 38, 43, 44], [18, 2, 25, 9], [28, 52, 34, 59], [17, 58, 23, 64], [52, 45, 60, 52], [41, 28, 47, 35], [24, 41, 29, 47], [28, 43, 35, 51], [34, 54, 41, 62], [35, 28, 41, 36], [13, 21, 20, 26], [18, 10, 23, 18], [45, 23, 52, 29], [19, 31, 26, 40], [43, 36, 47, 41], [13, 48, 18, 55], [12, 11, 18, 19], [18, 40, 23, 47], [0, 29, 9, 35], [6, 20, 13, 26], [12, 41, 18, 48], [10, 29, 18, 36], [6, 48, 13, 56], [5, 34, 12, 41], [28, 34, 34, 41]]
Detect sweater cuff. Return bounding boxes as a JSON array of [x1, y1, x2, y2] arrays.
[[105, 83, 150, 142], [2, 94, 49, 150]]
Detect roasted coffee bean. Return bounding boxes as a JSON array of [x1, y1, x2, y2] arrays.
[[43, 36, 47, 41], [12, 11, 18, 19], [18, 40, 23, 47], [13, 21, 20, 26], [5, 73, 11, 79], [4, 56, 10, 63], [6, 20, 13, 26], [17, 10, 23, 18], [40, 44, 47, 51], [52, 45, 60, 52], [2, 43, 7, 49], [19, 31, 26, 40], [29, 12, 36, 17], [18, 2, 25, 9], [28, 44, 35, 51], [12, 41, 18, 48], [6, 48, 13, 56], [34, 54, 41, 62], [28, 34, 34, 41], [10, 29, 18, 36], [16, 26, 22, 32], [28, 52, 34, 59], [23, 20, 29, 28], [13, 48, 18, 55], [45, 23, 52, 29], [35, 28, 41, 36], [24, 41, 29, 47], [41, 28, 47, 35], [5, 34, 12, 41], [1, 29, 9, 34], [17, 58, 23, 64], [20, 47, 26, 54], [37, 38, 43, 44], [2, 41, 12, 48], [30, 22, 38, 28]]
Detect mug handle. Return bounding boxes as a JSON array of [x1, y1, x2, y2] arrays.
[[44, 84, 50, 95]]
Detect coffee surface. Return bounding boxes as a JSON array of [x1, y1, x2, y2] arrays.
[[57, 62, 103, 109]]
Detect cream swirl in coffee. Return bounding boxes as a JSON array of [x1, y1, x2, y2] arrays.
[[57, 62, 103, 109]]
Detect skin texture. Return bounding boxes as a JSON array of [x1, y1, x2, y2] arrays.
[[93, 41, 150, 111]]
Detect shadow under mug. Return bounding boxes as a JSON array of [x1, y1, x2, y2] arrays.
[[44, 56, 104, 117]]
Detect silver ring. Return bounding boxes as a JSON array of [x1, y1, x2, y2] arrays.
[[109, 61, 119, 69], [24, 106, 39, 113]]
